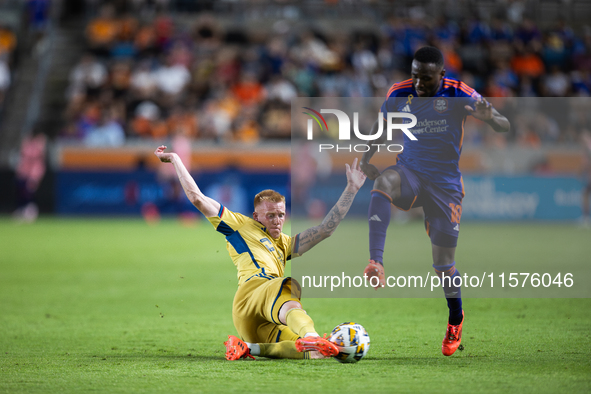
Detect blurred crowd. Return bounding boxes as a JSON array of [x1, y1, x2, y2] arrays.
[[0, 24, 16, 109], [0, 0, 51, 108], [61, 1, 591, 147]]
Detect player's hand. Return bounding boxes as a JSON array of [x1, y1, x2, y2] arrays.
[[345, 157, 367, 191], [364, 260, 385, 290], [360, 161, 381, 181], [464, 97, 493, 121], [154, 145, 175, 163]]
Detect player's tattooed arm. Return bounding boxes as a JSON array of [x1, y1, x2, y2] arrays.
[[154, 145, 220, 217], [294, 159, 366, 256]]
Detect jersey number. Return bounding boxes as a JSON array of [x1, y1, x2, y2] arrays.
[[449, 203, 462, 224], [260, 238, 275, 252]]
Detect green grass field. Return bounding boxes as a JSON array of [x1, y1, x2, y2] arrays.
[[1, 217, 590, 393]]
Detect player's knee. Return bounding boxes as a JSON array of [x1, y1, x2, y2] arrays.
[[278, 301, 302, 325], [374, 170, 401, 200], [431, 243, 456, 266]]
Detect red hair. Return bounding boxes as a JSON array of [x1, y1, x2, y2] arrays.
[[254, 189, 285, 209]]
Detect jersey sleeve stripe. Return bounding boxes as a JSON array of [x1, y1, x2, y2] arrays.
[[386, 79, 413, 96], [392, 78, 412, 86], [458, 87, 474, 96], [444, 79, 474, 90], [444, 84, 475, 96], [458, 85, 475, 95], [393, 80, 412, 87], [216, 220, 234, 236], [389, 81, 413, 89], [459, 81, 474, 92], [386, 84, 412, 96], [218, 205, 225, 217], [444, 79, 475, 96]]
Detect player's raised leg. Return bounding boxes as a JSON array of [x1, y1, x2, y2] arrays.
[[364, 168, 401, 288]]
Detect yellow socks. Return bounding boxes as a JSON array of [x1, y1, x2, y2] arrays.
[[259, 342, 309, 359], [247, 307, 318, 359], [285, 308, 317, 338]]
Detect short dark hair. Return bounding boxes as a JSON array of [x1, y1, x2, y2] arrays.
[[413, 46, 444, 68]]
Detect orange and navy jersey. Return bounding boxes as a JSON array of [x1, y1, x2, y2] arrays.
[[381, 78, 481, 194], [207, 205, 294, 285]]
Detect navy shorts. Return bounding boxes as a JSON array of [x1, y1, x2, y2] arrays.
[[386, 165, 463, 248]]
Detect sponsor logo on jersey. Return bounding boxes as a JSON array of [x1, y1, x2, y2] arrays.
[[411, 118, 449, 135]]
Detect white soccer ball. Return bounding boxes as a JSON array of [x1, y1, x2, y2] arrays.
[[328, 322, 370, 363]]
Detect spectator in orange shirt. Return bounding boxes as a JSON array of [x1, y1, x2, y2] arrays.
[[86, 4, 120, 57], [232, 71, 266, 105], [439, 41, 462, 78], [0, 25, 17, 61], [511, 42, 545, 79]]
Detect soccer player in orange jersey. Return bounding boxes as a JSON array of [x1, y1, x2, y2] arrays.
[[361, 47, 510, 356]]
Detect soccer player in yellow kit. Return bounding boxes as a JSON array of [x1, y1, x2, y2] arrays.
[[154, 145, 367, 360]]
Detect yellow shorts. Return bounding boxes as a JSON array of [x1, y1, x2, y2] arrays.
[[232, 276, 301, 344]]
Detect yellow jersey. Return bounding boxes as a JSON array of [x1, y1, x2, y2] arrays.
[[207, 205, 295, 285]]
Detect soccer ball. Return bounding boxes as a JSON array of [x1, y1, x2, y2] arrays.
[[328, 322, 370, 363]]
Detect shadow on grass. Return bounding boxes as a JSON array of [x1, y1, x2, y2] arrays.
[[85, 353, 223, 362], [81, 350, 489, 365]]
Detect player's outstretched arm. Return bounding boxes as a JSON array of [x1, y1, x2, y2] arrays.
[[154, 145, 220, 217], [464, 97, 510, 133], [295, 158, 366, 256]]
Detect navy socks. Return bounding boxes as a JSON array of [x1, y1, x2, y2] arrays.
[[368, 190, 392, 264], [433, 262, 463, 325]]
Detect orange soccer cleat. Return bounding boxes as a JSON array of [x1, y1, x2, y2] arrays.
[[224, 335, 255, 360], [364, 259, 385, 290], [295, 334, 339, 357], [442, 311, 464, 356]]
